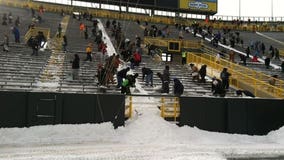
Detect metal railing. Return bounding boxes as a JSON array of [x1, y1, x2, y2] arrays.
[[160, 97, 180, 121], [24, 27, 50, 43], [125, 96, 133, 118], [187, 52, 284, 98], [144, 37, 202, 50], [200, 43, 231, 59], [124, 96, 180, 121], [279, 50, 284, 57], [2, 0, 283, 33]]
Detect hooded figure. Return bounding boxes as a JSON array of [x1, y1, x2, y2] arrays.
[[212, 77, 226, 97], [71, 54, 80, 80], [142, 67, 153, 86], [198, 65, 207, 83], [173, 78, 184, 96]]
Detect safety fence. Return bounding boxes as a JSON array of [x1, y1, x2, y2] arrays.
[[201, 44, 230, 59], [1, 0, 283, 32], [144, 37, 202, 50], [187, 52, 284, 98]]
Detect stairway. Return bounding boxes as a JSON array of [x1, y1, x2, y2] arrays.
[[37, 15, 70, 91]]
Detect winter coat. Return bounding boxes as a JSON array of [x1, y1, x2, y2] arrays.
[[117, 68, 129, 78], [212, 78, 225, 96], [163, 68, 170, 82], [72, 55, 80, 69], [133, 52, 141, 62], [220, 70, 231, 81], [173, 79, 184, 96], [199, 65, 207, 77], [142, 67, 153, 80]]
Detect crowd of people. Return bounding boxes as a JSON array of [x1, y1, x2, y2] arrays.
[[1, 6, 49, 55], [1, 12, 21, 52], [2, 5, 283, 98]]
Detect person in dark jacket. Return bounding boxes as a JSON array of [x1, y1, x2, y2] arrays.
[[35, 31, 46, 48], [71, 54, 80, 80], [157, 72, 169, 94], [30, 36, 39, 56], [142, 67, 153, 86], [173, 78, 184, 97], [220, 68, 231, 90], [106, 19, 110, 28], [116, 67, 130, 88], [121, 73, 139, 95], [198, 64, 207, 83], [57, 23, 62, 38], [212, 77, 226, 97], [97, 64, 106, 86], [162, 65, 170, 93], [281, 61, 284, 73], [62, 35, 67, 52], [12, 27, 20, 43]]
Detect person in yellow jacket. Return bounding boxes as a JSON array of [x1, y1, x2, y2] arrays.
[[85, 43, 93, 61]]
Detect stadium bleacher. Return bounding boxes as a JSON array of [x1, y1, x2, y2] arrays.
[[0, 1, 283, 99]]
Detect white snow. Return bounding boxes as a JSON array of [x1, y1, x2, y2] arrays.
[[97, 19, 116, 57], [1, 96, 284, 159]]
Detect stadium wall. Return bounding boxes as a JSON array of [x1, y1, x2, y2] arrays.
[[179, 97, 284, 135], [0, 91, 125, 129]]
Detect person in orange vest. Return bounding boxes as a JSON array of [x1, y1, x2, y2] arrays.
[[85, 43, 93, 61], [79, 23, 85, 38]]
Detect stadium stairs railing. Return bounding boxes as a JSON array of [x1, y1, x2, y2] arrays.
[[125, 96, 133, 119], [160, 97, 180, 122], [24, 27, 50, 43], [1, 0, 283, 32], [144, 37, 202, 50], [187, 52, 284, 98]]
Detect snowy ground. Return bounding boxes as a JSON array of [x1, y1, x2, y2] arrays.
[[1, 96, 284, 160]]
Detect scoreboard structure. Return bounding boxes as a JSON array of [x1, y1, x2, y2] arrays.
[[179, 0, 217, 15], [78, 0, 217, 15]]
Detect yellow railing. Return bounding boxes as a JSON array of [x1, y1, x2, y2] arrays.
[[279, 50, 284, 57], [2, 0, 283, 33], [24, 27, 50, 43], [0, 0, 30, 8], [187, 52, 284, 98], [125, 96, 133, 118], [201, 44, 230, 59], [160, 97, 180, 121], [144, 37, 201, 50]]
